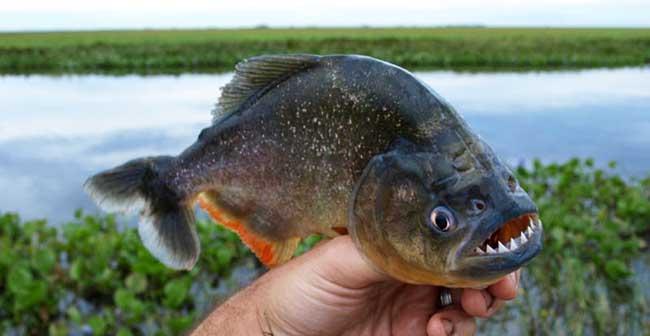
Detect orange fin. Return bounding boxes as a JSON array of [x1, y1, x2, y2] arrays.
[[197, 192, 299, 267], [332, 227, 348, 235]]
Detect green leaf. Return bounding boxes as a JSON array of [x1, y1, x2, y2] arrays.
[[125, 273, 148, 294], [216, 248, 234, 268], [88, 315, 107, 335], [294, 234, 322, 256], [7, 264, 33, 294], [67, 306, 82, 324], [114, 288, 134, 310], [6, 264, 49, 311], [168, 314, 196, 334], [0, 248, 17, 270], [163, 278, 191, 308], [13, 279, 48, 312], [48, 322, 69, 336], [114, 289, 146, 321], [69, 259, 83, 281], [604, 260, 631, 280], [116, 328, 134, 336], [32, 249, 57, 275]]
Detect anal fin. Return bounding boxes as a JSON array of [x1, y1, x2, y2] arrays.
[[197, 192, 299, 267]]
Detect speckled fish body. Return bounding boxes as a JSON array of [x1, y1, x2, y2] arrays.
[[187, 55, 441, 239], [86, 55, 543, 287]]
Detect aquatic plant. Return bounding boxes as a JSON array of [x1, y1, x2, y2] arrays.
[[480, 159, 650, 334], [0, 211, 258, 335]]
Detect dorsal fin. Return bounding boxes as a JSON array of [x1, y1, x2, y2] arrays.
[[212, 54, 321, 123]]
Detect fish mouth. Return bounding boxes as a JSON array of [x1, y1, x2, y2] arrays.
[[471, 213, 542, 256], [451, 212, 542, 286]]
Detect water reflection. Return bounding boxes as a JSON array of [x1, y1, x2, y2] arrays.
[[0, 68, 648, 222]]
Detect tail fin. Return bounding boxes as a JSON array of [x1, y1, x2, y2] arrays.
[[84, 156, 200, 270]]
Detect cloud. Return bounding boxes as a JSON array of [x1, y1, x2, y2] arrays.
[[0, 0, 617, 12], [1, 0, 649, 30]]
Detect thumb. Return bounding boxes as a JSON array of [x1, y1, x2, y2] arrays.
[[299, 235, 392, 289]]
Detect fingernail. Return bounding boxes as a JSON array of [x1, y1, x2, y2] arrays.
[[486, 301, 501, 315], [511, 272, 519, 290], [482, 290, 494, 309], [442, 319, 454, 335]]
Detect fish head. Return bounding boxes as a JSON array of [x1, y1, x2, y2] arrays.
[[349, 137, 542, 287]]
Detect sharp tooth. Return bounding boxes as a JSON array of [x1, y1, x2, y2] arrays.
[[486, 245, 497, 254], [538, 219, 543, 228], [510, 238, 518, 250], [520, 231, 528, 244], [529, 217, 535, 228], [527, 226, 534, 236], [475, 247, 485, 255], [498, 241, 509, 253]]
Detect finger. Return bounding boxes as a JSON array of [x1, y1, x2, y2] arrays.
[[487, 270, 520, 300], [460, 288, 494, 318], [427, 307, 477, 336], [461, 287, 508, 317], [302, 235, 392, 288]]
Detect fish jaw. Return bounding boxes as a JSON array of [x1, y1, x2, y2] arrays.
[[451, 212, 543, 285]]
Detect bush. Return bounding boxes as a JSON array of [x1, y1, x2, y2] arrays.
[[1, 158, 648, 335], [0, 211, 258, 335]]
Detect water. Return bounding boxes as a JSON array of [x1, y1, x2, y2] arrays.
[[1, 67, 649, 222]]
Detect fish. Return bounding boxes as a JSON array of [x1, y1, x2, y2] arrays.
[[85, 54, 543, 287]]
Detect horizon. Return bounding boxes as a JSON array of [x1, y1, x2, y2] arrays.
[[2, 25, 649, 35]]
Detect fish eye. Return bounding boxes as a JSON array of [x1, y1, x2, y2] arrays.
[[429, 206, 456, 232], [468, 198, 487, 215]]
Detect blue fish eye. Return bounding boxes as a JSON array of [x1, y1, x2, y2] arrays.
[[430, 206, 455, 232]]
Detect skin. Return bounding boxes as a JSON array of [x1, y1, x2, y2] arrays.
[[191, 236, 521, 336]]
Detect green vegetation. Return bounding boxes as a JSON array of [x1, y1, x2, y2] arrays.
[[1, 159, 649, 335], [481, 159, 650, 334], [0, 212, 259, 335], [0, 28, 649, 74]]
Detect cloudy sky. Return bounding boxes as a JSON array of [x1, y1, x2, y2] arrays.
[[1, 0, 648, 31]]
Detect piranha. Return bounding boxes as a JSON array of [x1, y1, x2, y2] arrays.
[[85, 54, 542, 287]]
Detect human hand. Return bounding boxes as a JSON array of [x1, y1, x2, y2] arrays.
[[192, 236, 520, 336]]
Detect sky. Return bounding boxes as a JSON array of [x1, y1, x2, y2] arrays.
[[1, 0, 649, 31]]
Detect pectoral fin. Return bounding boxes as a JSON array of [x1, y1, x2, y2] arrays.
[[197, 191, 299, 267]]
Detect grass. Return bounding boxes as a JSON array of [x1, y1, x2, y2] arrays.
[[0, 27, 649, 74], [1, 158, 649, 335]]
